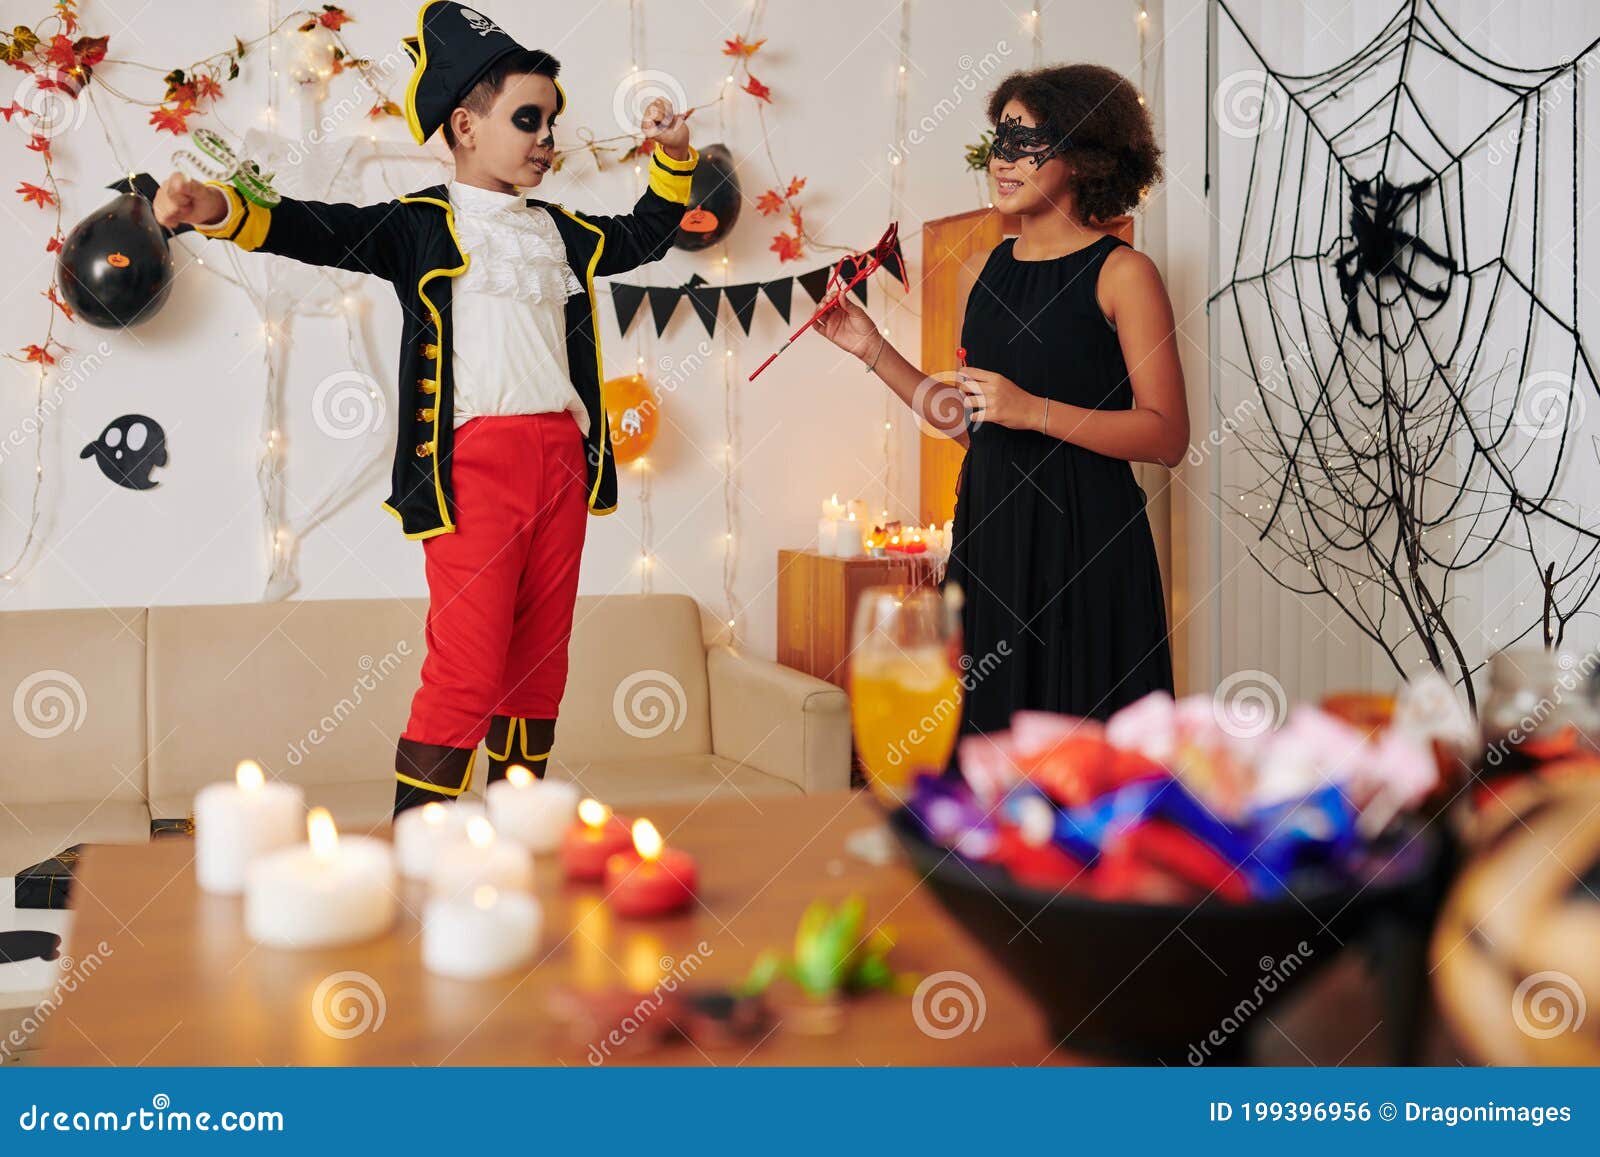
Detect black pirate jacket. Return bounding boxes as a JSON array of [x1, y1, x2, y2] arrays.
[[196, 143, 698, 539]]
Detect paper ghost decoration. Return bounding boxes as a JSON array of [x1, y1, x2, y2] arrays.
[[81, 414, 168, 490]]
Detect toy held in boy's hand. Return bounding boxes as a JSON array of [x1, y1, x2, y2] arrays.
[[171, 128, 281, 209], [56, 193, 175, 329], [748, 220, 911, 380]]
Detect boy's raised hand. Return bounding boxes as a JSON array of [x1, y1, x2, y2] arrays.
[[153, 172, 230, 231], [640, 96, 691, 159]]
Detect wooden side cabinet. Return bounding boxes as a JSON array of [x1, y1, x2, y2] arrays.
[[775, 549, 942, 689]]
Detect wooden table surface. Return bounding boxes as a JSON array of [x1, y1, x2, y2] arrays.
[[38, 790, 1058, 1066]]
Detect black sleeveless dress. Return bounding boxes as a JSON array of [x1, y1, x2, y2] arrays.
[[947, 234, 1174, 735]]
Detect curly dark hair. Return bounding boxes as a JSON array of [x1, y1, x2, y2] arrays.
[[443, 48, 563, 148], [986, 63, 1161, 224]]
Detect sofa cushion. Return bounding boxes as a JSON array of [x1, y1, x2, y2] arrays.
[[0, 800, 151, 879], [547, 753, 801, 809], [555, 594, 713, 762], [145, 598, 429, 819], [0, 607, 148, 806]]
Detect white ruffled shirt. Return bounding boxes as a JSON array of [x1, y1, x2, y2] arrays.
[[447, 181, 589, 436]]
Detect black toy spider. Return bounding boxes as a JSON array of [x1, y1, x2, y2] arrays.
[[1333, 174, 1457, 339]]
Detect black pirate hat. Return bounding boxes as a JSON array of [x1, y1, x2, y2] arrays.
[[401, 1, 567, 145]]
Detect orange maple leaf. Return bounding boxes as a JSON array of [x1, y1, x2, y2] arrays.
[[785, 176, 806, 198], [44, 34, 76, 71], [43, 285, 73, 322], [193, 74, 223, 102], [45, 233, 64, 254], [149, 103, 192, 134], [318, 7, 354, 31], [17, 181, 56, 208], [756, 189, 785, 216], [770, 232, 803, 262], [22, 343, 56, 366], [26, 134, 51, 158], [368, 100, 402, 119], [742, 75, 772, 103], [721, 36, 766, 58], [0, 103, 30, 122]]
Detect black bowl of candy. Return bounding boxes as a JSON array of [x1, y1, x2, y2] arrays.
[[890, 690, 1460, 1063]]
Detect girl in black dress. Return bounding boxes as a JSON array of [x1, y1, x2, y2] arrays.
[[816, 64, 1186, 734]]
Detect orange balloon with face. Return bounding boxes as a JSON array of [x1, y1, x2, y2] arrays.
[[602, 374, 659, 465]]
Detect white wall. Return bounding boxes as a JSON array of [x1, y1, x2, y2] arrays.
[[0, 0, 1140, 661]]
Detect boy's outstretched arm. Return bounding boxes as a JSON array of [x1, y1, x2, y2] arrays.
[[578, 100, 699, 278], [154, 171, 410, 283]]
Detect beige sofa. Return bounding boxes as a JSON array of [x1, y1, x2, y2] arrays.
[[0, 594, 851, 876]]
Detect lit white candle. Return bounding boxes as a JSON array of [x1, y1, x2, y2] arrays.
[[833, 511, 865, 558], [817, 514, 839, 556], [847, 498, 870, 526], [486, 766, 579, 853], [244, 808, 397, 948], [194, 760, 305, 895], [820, 492, 846, 521], [393, 799, 485, 880], [431, 816, 533, 899], [422, 884, 541, 979]]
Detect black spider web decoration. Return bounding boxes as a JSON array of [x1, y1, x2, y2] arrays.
[[1207, 0, 1600, 711]]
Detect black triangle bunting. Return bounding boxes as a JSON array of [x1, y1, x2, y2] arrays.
[[612, 282, 647, 336], [725, 283, 760, 334], [760, 277, 793, 323], [685, 284, 722, 337], [607, 241, 909, 341], [647, 286, 682, 337]]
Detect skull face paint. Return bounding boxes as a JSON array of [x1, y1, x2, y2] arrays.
[[510, 103, 555, 150], [990, 114, 1070, 168]]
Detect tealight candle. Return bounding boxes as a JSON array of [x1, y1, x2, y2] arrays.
[[244, 808, 397, 948], [560, 798, 635, 882], [431, 816, 534, 899], [194, 760, 305, 895], [422, 884, 542, 979], [393, 799, 485, 880], [603, 818, 698, 918], [486, 766, 579, 853], [833, 511, 865, 558]]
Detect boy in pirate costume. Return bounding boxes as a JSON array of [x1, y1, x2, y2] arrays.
[[154, 2, 698, 816]]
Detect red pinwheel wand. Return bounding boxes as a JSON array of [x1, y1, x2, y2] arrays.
[[748, 221, 908, 381]]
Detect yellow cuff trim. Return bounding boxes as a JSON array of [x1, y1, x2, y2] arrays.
[[648, 142, 698, 204], [195, 181, 271, 252]]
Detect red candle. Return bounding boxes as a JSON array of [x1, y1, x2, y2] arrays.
[[603, 819, 698, 918], [560, 799, 634, 883]]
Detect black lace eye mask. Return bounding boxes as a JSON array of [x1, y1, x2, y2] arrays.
[[991, 114, 1070, 167]]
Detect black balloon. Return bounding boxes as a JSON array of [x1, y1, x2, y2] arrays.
[[80, 414, 168, 490], [674, 143, 741, 251], [57, 193, 174, 329]]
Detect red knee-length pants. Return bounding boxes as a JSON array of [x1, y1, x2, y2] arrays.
[[403, 413, 589, 749]]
